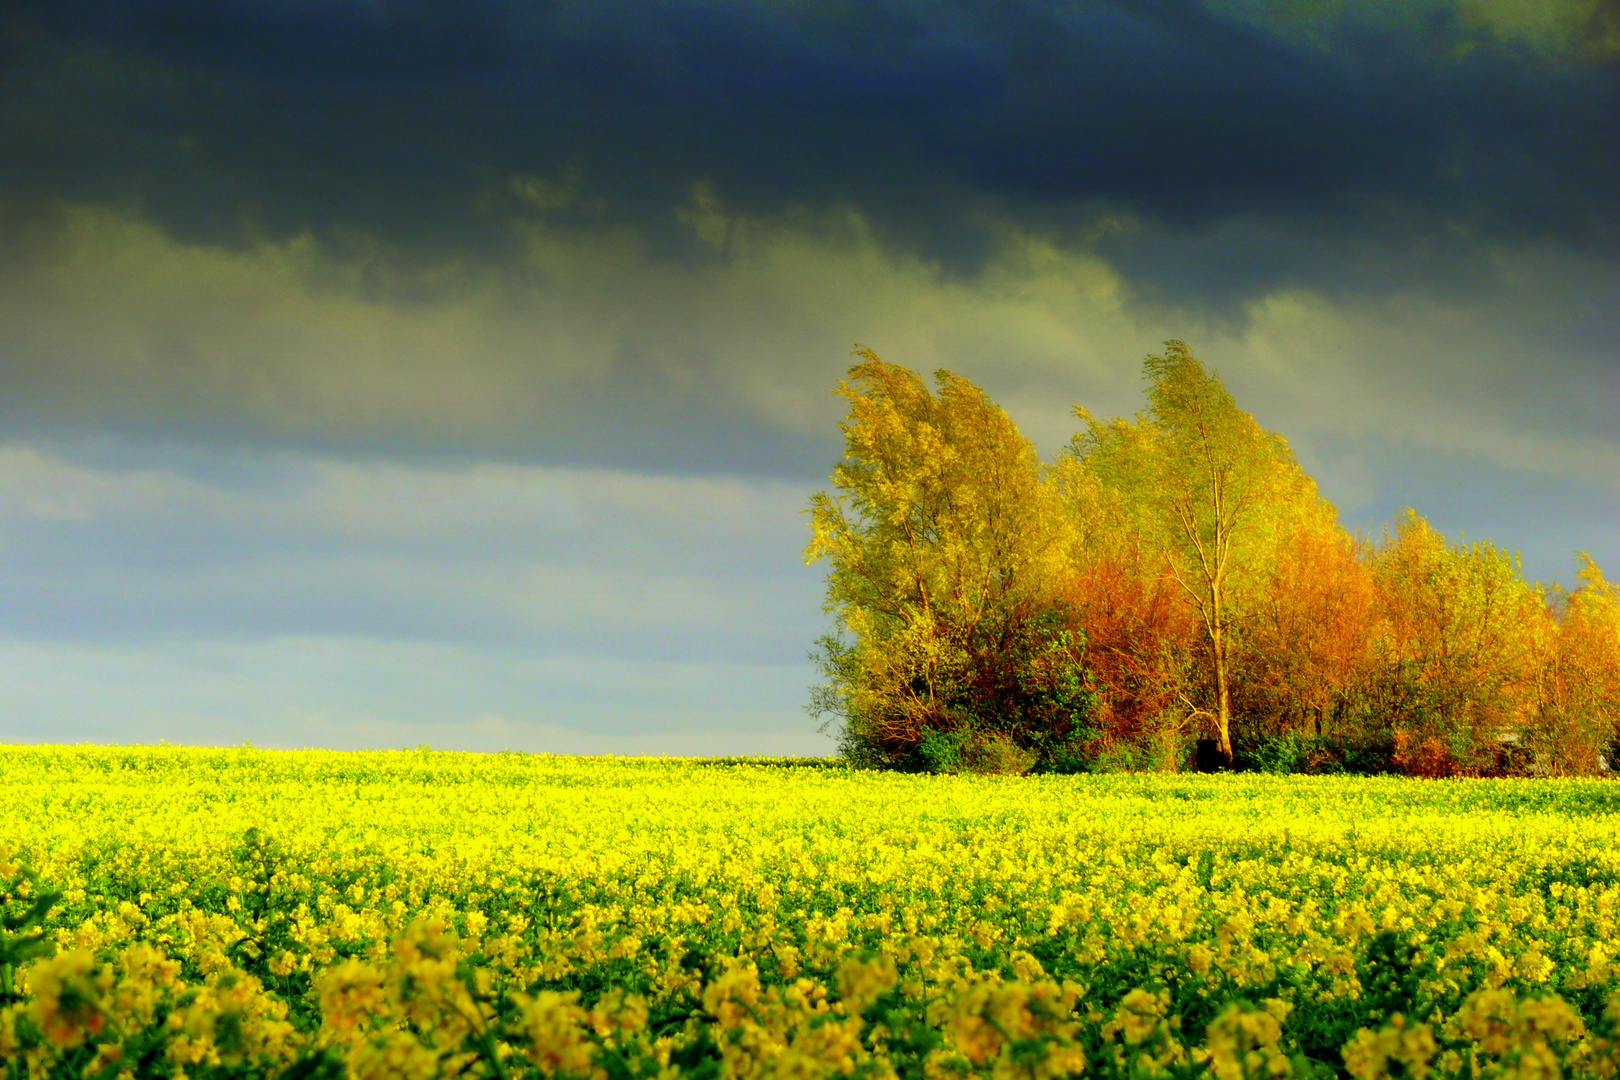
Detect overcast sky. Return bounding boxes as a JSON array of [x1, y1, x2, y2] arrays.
[[1, 0, 1615, 754]]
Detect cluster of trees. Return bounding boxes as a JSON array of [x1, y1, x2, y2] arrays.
[[805, 343, 1620, 776]]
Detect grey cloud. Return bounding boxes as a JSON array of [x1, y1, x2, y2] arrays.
[[1333, 440, 1620, 589], [0, 444, 825, 662], [0, 637, 831, 754]]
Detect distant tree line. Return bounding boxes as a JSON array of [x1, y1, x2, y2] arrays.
[[806, 343, 1620, 777]]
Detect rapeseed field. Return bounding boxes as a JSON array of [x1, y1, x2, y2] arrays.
[[2, 746, 1619, 1079]]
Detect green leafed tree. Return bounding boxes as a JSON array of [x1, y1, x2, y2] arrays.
[[804, 347, 1088, 772], [1067, 341, 1327, 764]]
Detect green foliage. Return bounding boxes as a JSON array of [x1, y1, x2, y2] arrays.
[[1080, 741, 1165, 774], [958, 732, 1041, 776], [1233, 733, 1363, 775], [1235, 733, 1319, 775], [1028, 740, 1093, 775], [915, 726, 969, 774], [1, 855, 60, 1007], [916, 725, 1054, 776]]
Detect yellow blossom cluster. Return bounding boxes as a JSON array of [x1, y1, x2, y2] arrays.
[[2, 941, 300, 1077], [3, 745, 1620, 1078]]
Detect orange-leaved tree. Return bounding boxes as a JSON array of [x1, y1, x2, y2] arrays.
[[1046, 434, 1200, 768], [1235, 520, 1377, 749]]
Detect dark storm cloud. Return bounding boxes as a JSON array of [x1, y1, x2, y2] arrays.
[[4, 0, 1615, 290]]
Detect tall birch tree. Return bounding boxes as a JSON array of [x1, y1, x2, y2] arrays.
[[1069, 341, 1319, 763]]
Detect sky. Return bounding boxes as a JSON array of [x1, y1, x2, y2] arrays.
[[0, 0, 1616, 755]]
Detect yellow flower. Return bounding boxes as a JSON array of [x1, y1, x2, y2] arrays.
[[388, 919, 483, 1041], [517, 989, 595, 1076], [836, 955, 898, 1014], [1446, 988, 1587, 1078], [1341, 1015, 1435, 1080], [106, 942, 181, 1030], [0, 1004, 22, 1058], [940, 979, 1084, 1078], [589, 988, 650, 1041], [1111, 988, 1167, 1046], [1517, 996, 1586, 1044], [703, 960, 767, 1032], [316, 958, 389, 1044], [349, 1028, 456, 1080], [24, 949, 111, 1050], [1203, 1002, 1291, 1080]]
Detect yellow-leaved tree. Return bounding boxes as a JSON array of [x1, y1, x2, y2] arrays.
[[804, 348, 1087, 773], [1530, 553, 1620, 772], [1363, 509, 1545, 775]]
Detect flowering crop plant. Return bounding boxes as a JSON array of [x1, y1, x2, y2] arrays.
[[2, 746, 1620, 1079]]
